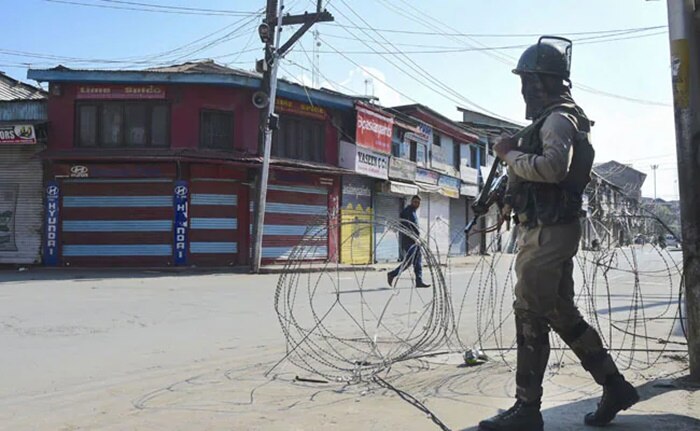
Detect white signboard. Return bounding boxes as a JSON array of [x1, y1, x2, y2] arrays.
[[339, 140, 388, 180]]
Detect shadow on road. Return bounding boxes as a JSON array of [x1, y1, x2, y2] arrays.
[[458, 377, 700, 431]]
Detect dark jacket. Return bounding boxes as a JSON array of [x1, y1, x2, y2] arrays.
[[399, 205, 419, 250]]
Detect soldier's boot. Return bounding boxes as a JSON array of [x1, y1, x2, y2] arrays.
[[584, 374, 639, 427], [478, 400, 543, 431], [479, 315, 549, 431], [557, 320, 639, 426]]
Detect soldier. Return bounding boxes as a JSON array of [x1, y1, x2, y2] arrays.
[[478, 37, 639, 430]]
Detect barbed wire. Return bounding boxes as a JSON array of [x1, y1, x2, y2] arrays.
[[269, 204, 686, 430]]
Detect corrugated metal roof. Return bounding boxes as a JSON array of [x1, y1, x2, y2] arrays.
[[28, 61, 357, 110], [0, 73, 46, 101], [146, 60, 260, 78]]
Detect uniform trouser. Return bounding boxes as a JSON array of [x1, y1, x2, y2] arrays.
[[388, 243, 424, 283], [514, 221, 619, 403]]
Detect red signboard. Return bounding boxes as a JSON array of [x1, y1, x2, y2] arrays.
[[0, 125, 36, 144], [275, 98, 327, 120], [275, 98, 326, 120], [355, 105, 393, 154], [76, 84, 166, 100]]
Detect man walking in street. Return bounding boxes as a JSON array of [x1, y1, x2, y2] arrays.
[[478, 37, 638, 431], [387, 195, 431, 288]]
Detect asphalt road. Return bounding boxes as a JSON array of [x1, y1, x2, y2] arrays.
[[0, 246, 695, 430]]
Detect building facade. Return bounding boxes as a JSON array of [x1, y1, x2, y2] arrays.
[[28, 61, 356, 267], [24, 61, 516, 268]]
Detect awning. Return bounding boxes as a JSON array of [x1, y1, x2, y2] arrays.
[[417, 182, 441, 194], [382, 181, 418, 196]]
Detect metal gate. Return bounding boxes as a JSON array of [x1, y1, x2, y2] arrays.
[[429, 194, 450, 260], [449, 197, 467, 256], [60, 178, 174, 266], [418, 192, 430, 245], [374, 193, 400, 262], [253, 183, 329, 262], [189, 179, 239, 266], [0, 146, 42, 264]]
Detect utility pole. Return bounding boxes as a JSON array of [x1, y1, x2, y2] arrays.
[[251, 0, 334, 273], [478, 143, 487, 255], [312, 28, 320, 88], [667, 0, 700, 380], [650, 164, 659, 201]]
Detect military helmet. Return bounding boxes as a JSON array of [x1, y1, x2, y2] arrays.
[[513, 36, 572, 79]]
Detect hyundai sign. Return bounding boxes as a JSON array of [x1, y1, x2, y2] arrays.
[[173, 181, 189, 266]]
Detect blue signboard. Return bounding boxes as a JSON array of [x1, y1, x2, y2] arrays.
[[44, 181, 60, 266], [417, 123, 433, 143], [173, 181, 189, 266]]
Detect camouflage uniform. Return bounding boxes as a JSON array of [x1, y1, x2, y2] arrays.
[[504, 102, 619, 404]]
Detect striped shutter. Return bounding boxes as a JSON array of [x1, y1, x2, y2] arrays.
[[60, 179, 173, 266], [252, 183, 329, 262], [188, 179, 239, 265]]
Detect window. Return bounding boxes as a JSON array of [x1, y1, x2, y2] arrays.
[[453, 143, 461, 170], [411, 141, 427, 167], [76, 102, 169, 148], [469, 145, 478, 168], [101, 104, 123, 148], [433, 133, 441, 147], [391, 128, 403, 157], [200, 110, 234, 150], [78, 105, 97, 147], [272, 116, 325, 162], [125, 105, 147, 147]]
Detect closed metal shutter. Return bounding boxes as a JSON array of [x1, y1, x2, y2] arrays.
[[340, 176, 373, 265], [189, 179, 239, 266], [0, 146, 42, 264], [449, 197, 467, 256], [60, 179, 173, 266], [252, 183, 329, 262], [340, 207, 372, 265], [418, 192, 430, 244], [428, 194, 450, 260], [374, 193, 400, 263]]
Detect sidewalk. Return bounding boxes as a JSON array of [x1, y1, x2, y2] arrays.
[[258, 254, 485, 274], [0, 254, 488, 278]]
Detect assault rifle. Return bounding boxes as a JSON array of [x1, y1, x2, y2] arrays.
[[464, 117, 547, 235]]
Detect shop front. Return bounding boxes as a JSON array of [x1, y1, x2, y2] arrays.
[[188, 164, 247, 266], [0, 122, 46, 264], [340, 175, 374, 265], [438, 175, 465, 257], [47, 162, 179, 267], [374, 155, 418, 263], [415, 167, 440, 254], [338, 140, 390, 264], [252, 169, 338, 263]]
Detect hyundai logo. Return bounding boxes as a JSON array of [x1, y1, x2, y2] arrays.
[[70, 165, 89, 177], [174, 185, 188, 196], [46, 185, 59, 197]]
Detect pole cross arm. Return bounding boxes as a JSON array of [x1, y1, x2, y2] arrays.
[[277, 12, 334, 57], [267, 11, 334, 27]]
